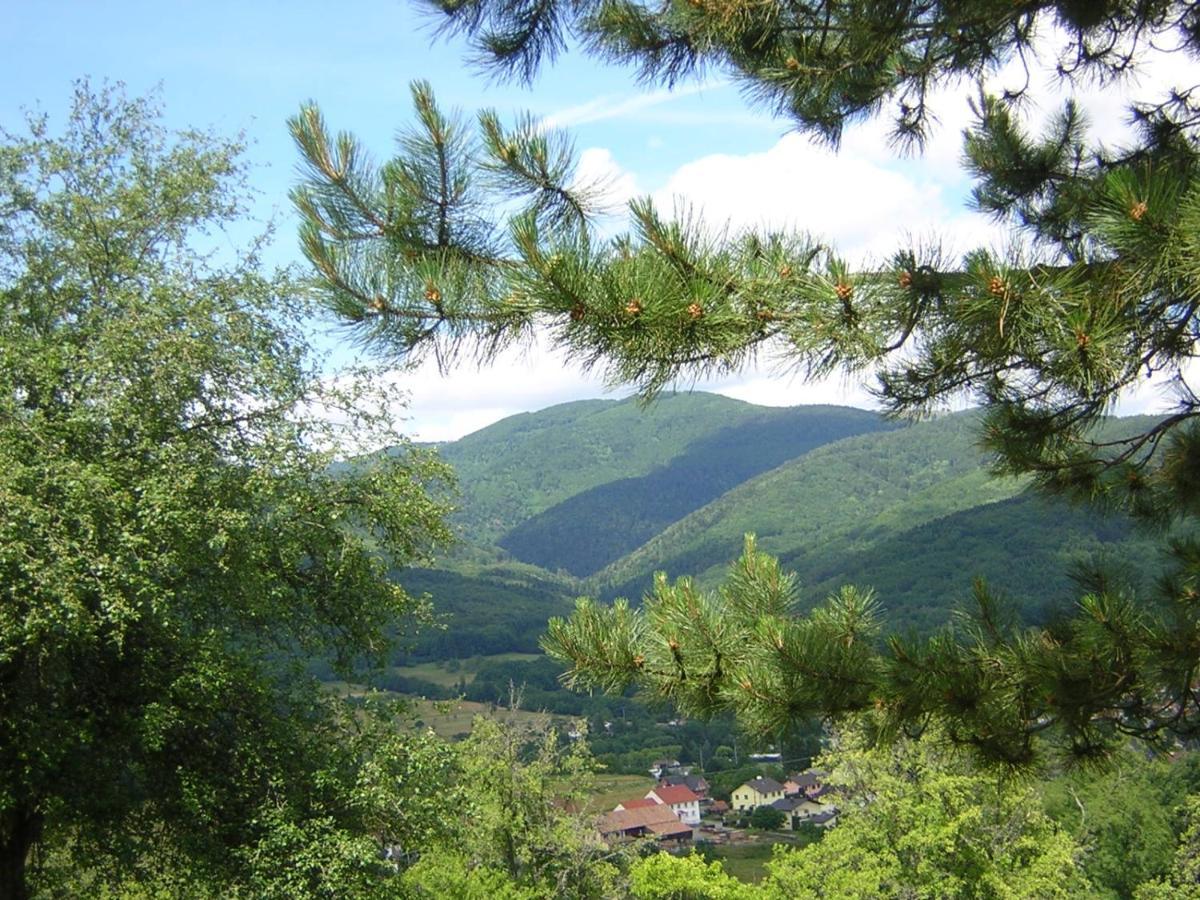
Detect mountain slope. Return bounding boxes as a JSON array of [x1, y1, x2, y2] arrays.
[[596, 411, 1003, 596], [795, 491, 1165, 632], [435, 393, 762, 545], [496, 405, 893, 576], [595, 412, 1163, 605]]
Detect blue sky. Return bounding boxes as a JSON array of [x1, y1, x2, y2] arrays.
[[3, 2, 1188, 439]]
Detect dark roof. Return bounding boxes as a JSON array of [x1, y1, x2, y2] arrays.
[[743, 776, 785, 794], [810, 810, 838, 825], [662, 774, 709, 791], [771, 796, 807, 812], [787, 772, 821, 789]]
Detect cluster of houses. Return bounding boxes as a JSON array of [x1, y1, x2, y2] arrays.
[[730, 771, 839, 830], [597, 766, 838, 845]]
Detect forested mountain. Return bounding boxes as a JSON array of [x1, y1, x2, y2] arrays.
[[435, 392, 886, 547], [496, 403, 891, 576], [402, 397, 1168, 659], [594, 410, 1005, 595]]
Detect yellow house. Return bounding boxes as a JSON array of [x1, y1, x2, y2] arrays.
[[731, 776, 785, 812]]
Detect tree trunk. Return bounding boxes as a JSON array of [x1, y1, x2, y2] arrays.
[[0, 805, 41, 900]]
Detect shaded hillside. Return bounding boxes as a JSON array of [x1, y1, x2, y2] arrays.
[[497, 405, 892, 576], [597, 411, 1008, 598], [794, 491, 1167, 633], [392, 564, 579, 660], [436, 393, 767, 545]]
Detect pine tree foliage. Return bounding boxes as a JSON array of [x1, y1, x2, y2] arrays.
[[292, 4, 1200, 764]]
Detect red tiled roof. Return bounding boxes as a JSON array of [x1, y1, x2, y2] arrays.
[[599, 803, 690, 838], [617, 797, 657, 810], [650, 785, 700, 805]]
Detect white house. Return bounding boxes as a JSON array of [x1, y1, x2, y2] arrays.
[[646, 784, 702, 826]]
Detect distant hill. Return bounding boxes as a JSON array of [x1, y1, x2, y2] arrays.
[[392, 397, 1169, 660], [496, 404, 893, 576], [392, 562, 579, 661], [593, 411, 1167, 630], [595, 411, 1007, 596], [436, 393, 764, 546]]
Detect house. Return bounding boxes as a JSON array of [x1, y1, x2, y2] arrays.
[[659, 773, 710, 800], [597, 804, 693, 844], [708, 799, 730, 817], [770, 796, 808, 830], [648, 758, 684, 779], [771, 795, 838, 830], [809, 809, 839, 828], [784, 769, 830, 797], [731, 776, 786, 812], [646, 784, 702, 826]]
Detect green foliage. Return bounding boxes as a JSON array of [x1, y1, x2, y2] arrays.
[[765, 729, 1094, 899], [416, 714, 627, 899], [628, 853, 758, 899], [1135, 794, 1200, 899], [546, 532, 1200, 767], [402, 853, 541, 899], [0, 83, 454, 898], [747, 806, 786, 831], [394, 564, 578, 658], [1040, 751, 1179, 897]]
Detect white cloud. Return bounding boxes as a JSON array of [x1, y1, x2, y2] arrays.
[[393, 336, 618, 442], [650, 131, 1006, 265], [575, 147, 641, 215], [539, 82, 720, 130]]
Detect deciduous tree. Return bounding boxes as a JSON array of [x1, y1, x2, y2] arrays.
[[0, 83, 452, 898]]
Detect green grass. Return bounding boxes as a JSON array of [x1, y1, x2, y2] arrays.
[[706, 841, 776, 883], [405, 697, 556, 740], [581, 773, 657, 814], [391, 652, 541, 688]]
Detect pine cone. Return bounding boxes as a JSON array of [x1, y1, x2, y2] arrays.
[[425, 284, 441, 304], [898, 270, 913, 289], [625, 298, 643, 317], [988, 276, 1006, 297], [570, 302, 586, 322], [835, 281, 853, 302], [1130, 200, 1148, 221], [778, 264, 792, 279], [687, 303, 704, 320]]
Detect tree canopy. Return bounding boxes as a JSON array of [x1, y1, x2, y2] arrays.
[[0, 83, 454, 898], [290, 2, 1200, 765]]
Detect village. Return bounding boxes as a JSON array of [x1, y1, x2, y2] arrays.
[[597, 762, 839, 852]]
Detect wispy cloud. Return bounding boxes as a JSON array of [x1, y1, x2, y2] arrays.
[[539, 81, 724, 130]]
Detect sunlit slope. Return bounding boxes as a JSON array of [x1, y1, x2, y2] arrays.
[[437, 393, 775, 545], [495, 404, 892, 575], [595, 411, 1002, 594]]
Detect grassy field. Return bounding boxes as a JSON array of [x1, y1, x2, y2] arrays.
[[580, 773, 657, 813], [705, 840, 776, 883], [405, 697, 556, 739], [391, 652, 542, 688]]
